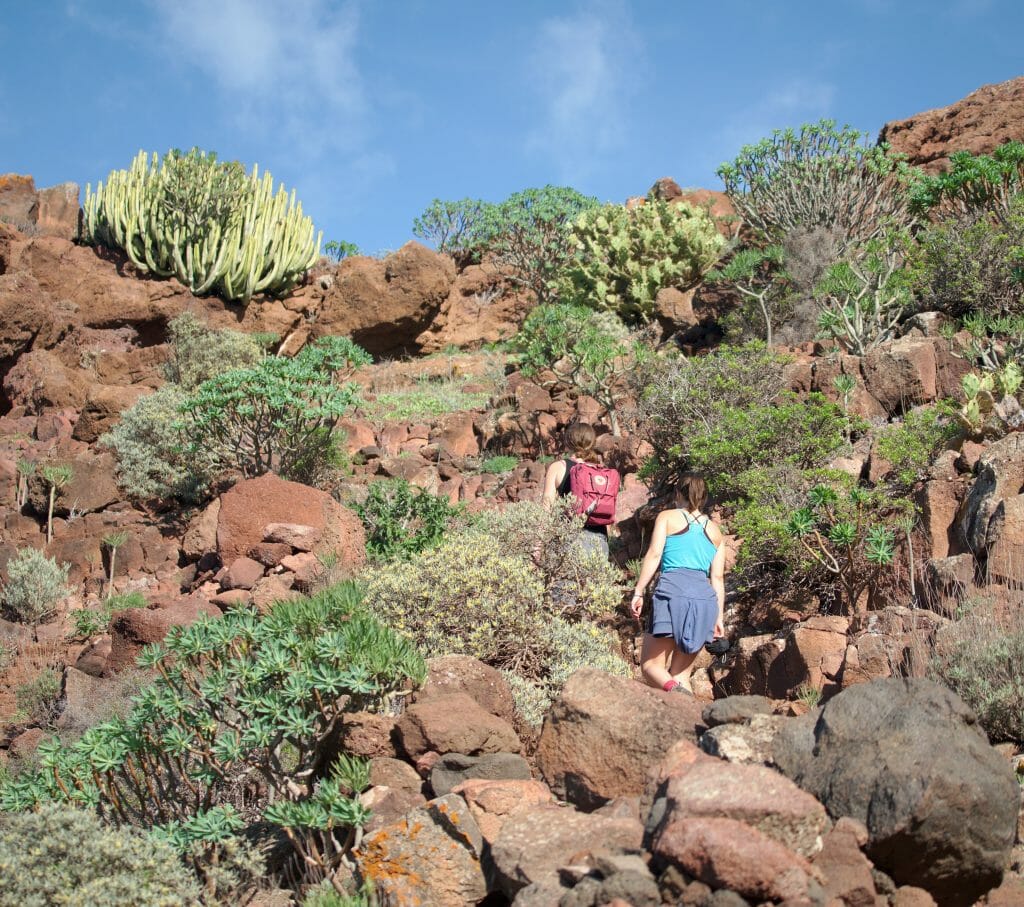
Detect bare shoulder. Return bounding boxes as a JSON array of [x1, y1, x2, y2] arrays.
[[546, 459, 567, 481], [703, 517, 725, 545]]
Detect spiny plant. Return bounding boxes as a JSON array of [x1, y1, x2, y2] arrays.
[[1, 582, 425, 892], [556, 196, 725, 324], [909, 140, 1024, 224], [83, 148, 321, 303], [354, 478, 463, 563], [40, 463, 73, 543]]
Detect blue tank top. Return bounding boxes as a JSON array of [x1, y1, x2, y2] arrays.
[[661, 511, 718, 575]]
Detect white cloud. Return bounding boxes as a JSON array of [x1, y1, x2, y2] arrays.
[[151, 0, 365, 156], [717, 77, 838, 155], [524, 1, 640, 181]]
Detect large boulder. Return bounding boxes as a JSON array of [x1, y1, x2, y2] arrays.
[[489, 803, 644, 898], [774, 678, 1018, 905], [960, 432, 1024, 565], [26, 449, 121, 516], [0, 175, 79, 238], [416, 655, 516, 724], [71, 384, 152, 443], [354, 794, 487, 907], [878, 76, 1024, 173], [309, 242, 456, 356], [215, 473, 365, 570], [430, 752, 532, 798], [394, 692, 521, 759], [106, 596, 221, 675], [536, 668, 704, 811]]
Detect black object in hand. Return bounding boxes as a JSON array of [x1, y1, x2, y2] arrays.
[[705, 637, 731, 656]]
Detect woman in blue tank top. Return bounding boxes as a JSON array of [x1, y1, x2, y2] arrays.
[[629, 473, 726, 695]]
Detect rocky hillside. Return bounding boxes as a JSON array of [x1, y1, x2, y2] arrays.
[[0, 78, 1023, 907]]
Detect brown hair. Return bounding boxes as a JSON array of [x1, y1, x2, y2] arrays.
[[564, 422, 599, 463], [674, 472, 708, 513]]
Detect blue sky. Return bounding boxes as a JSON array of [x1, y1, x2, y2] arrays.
[[1, 1, 1021, 255]]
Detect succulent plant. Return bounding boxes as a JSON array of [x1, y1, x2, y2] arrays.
[[956, 362, 1024, 439]]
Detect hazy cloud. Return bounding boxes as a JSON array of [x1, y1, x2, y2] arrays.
[[151, 0, 365, 157], [524, 1, 640, 181]]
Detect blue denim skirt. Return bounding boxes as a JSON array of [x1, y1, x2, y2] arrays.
[[649, 567, 718, 654]]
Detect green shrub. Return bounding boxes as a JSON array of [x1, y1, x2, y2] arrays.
[[69, 591, 147, 643], [361, 376, 492, 422], [303, 881, 376, 906], [477, 186, 600, 303], [14, 668, 62, 726], [813, 230, 917, 355], [876, 401, 959, 490], [514, 303, 646, 435], [100, 385, 210, 502], [909, 196, 1024, 318], [707, 244, 792, 344], [164, 312, 268, 390], [717, 120, 914, 251], [412, 198, 487, 255], [929, 597, 1024, 744], [0, 803, 201, 906], [479, 455, 519, 474], [183, 336, 369, 482], [2, 548, 70, 635], [556, 197, 724, 323], [324, 239, 361, 261], [83, 147, 320, 303], [909, 141, 1024, 224], [1, 583, 424, 886], [354, 478, 463, 562], [503, 617, 632, 728], [364, 500, 623, 679]]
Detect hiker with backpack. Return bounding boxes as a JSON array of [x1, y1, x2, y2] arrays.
[[629, 473, 726, 695], [542, 422, 620, 557]]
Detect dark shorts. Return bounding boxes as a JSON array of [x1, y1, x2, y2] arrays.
[[649, 567, 718, 654]]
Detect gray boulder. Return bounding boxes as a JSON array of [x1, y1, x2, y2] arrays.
[[430, 751, 532, 797], [774, 678, 1018, 906]]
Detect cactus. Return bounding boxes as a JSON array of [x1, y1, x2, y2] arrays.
[[956, 362, 1024, 439], [556, 196, 725, 323], [83, 149, 321, 303]]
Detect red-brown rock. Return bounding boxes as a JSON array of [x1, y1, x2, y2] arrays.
[[221, 556, 265, 591], [106, 596, 220, 674], [72, 384, 151, 443], [862, 337, 938, 415], [216, 473, 365, 569], [782, 615, 850, 697], [452, 779, 555, 845], [652, 816, 820, 903], [339, 711, 400, 759], [394, 692, 521, 759], [878, 77, 1024, 173], [812, 817, 878, 907], [536, 668, 704, 811], [416, 655, 517, 724]]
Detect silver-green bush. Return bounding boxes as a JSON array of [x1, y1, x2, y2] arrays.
[[0, 803, 201, 906], [2, 548, 70, 632]]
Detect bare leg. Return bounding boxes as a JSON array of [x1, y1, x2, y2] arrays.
[[640, 635, 679, 689], [668, 649, 699, 691]]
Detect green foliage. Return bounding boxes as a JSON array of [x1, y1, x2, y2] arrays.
[[70, 591, 147, 643], [182, 336, 369, 481], [955, 363, 1024, 440], [303, 881, 376, 906], [909, 141, 1024, 224], [1, 548, 70, 632], [164, 312, 268, 390], [101, 385, 210, 502], [514, 303, 646, 435], [479, 455, 519, 474], [0, 803, 202, 907], [503, 617, 631, 728], [324, 239, 361, 261], [477, 186, 600, 302], [909, 195, 1024, 319], [876, 401, 959, 490], [1, 583, 424, 886], [361, 376, 492, 422], [14, 668, 62, 726], [412, 198, 487, 255], [83, 148, 321, 303], [929, 597, 1024, 744], [364, 499, 623, 679], [556, 197, 725, 323], [354, 478, 463, 562], [957, 311, 1024, 372], [814, 231, 916, 355], [707, 244, 791, 344], [785, 484, 908, 614], [717, 119, 914, 250]]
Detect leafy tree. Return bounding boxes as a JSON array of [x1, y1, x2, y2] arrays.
[[717, 120, 915, 251], [412, 198, 487, 255], [909, 141, 1024, 224], [1, 583, 425, 893], [513, 303, 646, 435], [324, 239, 361, 261], [707, 245, 790, 344], [354, 478, 464, 562], [182, 336, 369, 481], [556, 196, 725, 324], [478, 186, 600, 303]]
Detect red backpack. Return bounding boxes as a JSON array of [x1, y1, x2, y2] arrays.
[[568, 461, 620, 527]]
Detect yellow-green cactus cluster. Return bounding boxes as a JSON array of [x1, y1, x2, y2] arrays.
[[556, 196, 725, 323], [957, 362, 1024, 439], [83, 149, 321, 303]]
